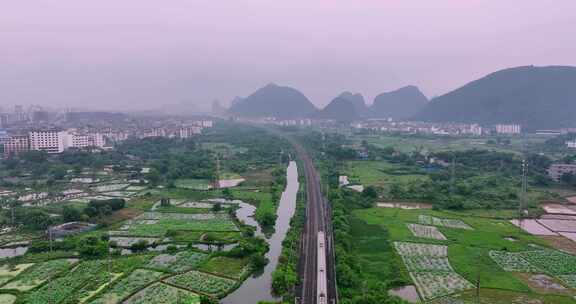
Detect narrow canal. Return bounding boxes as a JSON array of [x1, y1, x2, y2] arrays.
[[222, 161, 299, 303]]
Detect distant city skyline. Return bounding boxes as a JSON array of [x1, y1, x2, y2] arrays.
[[2, 0, 576, 111]]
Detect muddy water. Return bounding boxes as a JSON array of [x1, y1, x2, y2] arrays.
[[222, 161, 299, 304]]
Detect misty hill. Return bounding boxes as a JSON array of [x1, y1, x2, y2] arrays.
[[316, 97, 358, 121], [315, 92, 367, 121], [338, 92, 367, 116], [369, 86, 428, 119], [229, 84, 316, 118], [416, 66, 576, 129]]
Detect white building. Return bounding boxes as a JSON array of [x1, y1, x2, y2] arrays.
[[29, 130, 67, 154], [495, 124, 521, 135], [199, 120, 213, 128], [179, 126, 202, 139], [567, 140, 576, 149]]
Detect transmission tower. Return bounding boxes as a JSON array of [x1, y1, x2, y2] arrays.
[[214, 154, 221, 190]]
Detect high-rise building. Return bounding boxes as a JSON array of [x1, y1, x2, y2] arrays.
[[3, 135, 30, 157], [179, 126, 202, 138], [495, 124, 521, 134], [29, 130, 67, 154]]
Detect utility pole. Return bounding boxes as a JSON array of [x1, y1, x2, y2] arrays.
[[214, 154, 221, 190], [108, 239, 112, 284], [48, 226, 53, 252], [450, 153, 456, 195]]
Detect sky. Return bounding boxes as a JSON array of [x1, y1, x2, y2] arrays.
[[2, 0, 576, 111]]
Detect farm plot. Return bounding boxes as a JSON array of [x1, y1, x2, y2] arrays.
[[0, 263, 34, 285], [104, 191, 136, 198], [91, 269, 165, 304], [558, 274, 576, 288], [164, 270, 237, 297], [109, 236, 160, 247], [146, 251, 207, 273], [0, 232, 36, 247], [199, 256, 250, 279], [22, 260, 120, 304], [510, 219, 558, 236], [537, 219, 576, 233], [174, 179, 212, 191], [488, 251, 542, 273], [394, 242, 448, 257], [519, 250, 576, 276], [401, 256, 453, 272], [117, 212, 238, 237], [92, 184, 129, 193], [2, 258, 78, 291], [394, 242, 473, 300], [419, 215, 473, 230], [126, 186, 148, 192], [178, 202, 215, 209], [0, 294, 16, 304], [410, 272, 474, 300], [408, 224, 447, 240], [124, 282, 200, 304]]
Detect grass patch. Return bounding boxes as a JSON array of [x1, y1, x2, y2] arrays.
[[199, 256, 249, 279]]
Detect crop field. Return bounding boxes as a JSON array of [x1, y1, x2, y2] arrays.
[[519, 250, 576, 276], [0, 232, 37, 247], [113, 212, 238, 237], [408, 224, 447, 240], [22, 260, 120, 303], [126, 186, 148, 192], [146, 251, 207, 273], [199, 256, 250, 279], [352, 134, 546, 154], [394, 241, 471, 299], [0, 263, 34, 285], [174, 179, 212, 190], [1, 258, 78, 291], [91, 269, 166, 304], [410, 272, 474, 300], [92, 184, 129, 193], [402, 256, 453, 272], [124, 282, 200, 304], [394, 242, 448, 257], [0, 294, 16, 304], [488, 251, 541, 273], [353, 207, 574, 302], [559, 275, 576, 288], [165, 270, 237, 297], [109, 236, 160, 247], [346, 160, 429, 187], [419, 215, 473, 230]]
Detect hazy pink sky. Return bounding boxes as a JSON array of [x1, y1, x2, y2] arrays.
[[2, 0, 576, 110]]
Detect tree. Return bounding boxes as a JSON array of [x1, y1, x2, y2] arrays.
[[211, 202, 222, 212], [62, 206, 82, 222], [78, 236, 108, 258]]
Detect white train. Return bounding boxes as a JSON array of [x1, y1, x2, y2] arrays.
[[317, 231, 328, 304]]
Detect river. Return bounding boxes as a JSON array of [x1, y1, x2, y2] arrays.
[[222, 161, 299, 304]]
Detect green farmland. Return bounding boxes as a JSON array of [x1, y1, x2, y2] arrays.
[[351, 207, 576, 303]]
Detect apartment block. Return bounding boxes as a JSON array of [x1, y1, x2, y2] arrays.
[[548, 164, 576, 181], [3, 135, 30, 157], [29, 130, 67, 154], [495, 124, 522, 134]]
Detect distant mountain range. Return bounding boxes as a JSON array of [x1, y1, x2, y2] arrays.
[[228, 83, 316, 118], [226, 66, 576, 129], [315, 92, 367, 121], [370, 86, 429, 119], [416, 66, 576, 130]]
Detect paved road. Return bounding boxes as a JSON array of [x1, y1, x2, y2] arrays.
[[292, 142, 338, 304]]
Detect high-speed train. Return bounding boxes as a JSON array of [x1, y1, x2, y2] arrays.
[[317, 231, 328, 304]]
